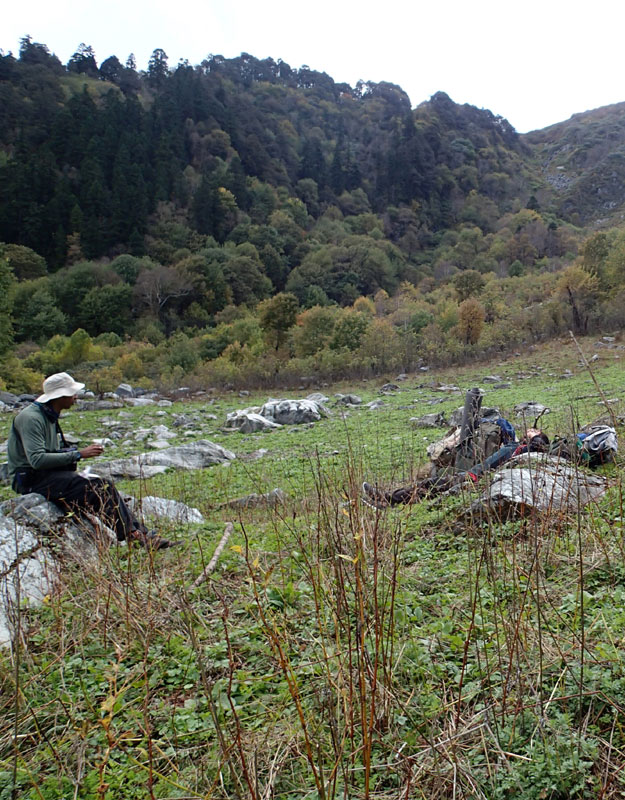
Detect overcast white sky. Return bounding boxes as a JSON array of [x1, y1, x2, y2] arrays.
[[3, 0, 624, 133]]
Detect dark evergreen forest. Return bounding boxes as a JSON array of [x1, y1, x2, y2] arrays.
[[1, 37, 625, 391]]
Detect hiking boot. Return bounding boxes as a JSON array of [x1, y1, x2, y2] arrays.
[[128, 530, 180, 550], [361, 482, 389, 510]]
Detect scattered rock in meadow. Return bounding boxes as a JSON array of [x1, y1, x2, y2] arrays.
[[96, 440, 236, 479], [380, 383, 400, 393], [77, 400, 124, 411], [482, 375, 502, 384], [239, 448, 269, 462], [514, 401, 550, 418], [261, 398, 327, 424], [218, 488, 287, 509], [0, 391, 20, 407], [225, 410, 281, 433], [139, 496, 204, 524], [410, 412, 447, 428], [367, 399, 385, 410], [335, 394, 362, 406], [124, 397, 156, 407]]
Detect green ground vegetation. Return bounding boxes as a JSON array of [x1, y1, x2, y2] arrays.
[[1, 339, 625, 798]]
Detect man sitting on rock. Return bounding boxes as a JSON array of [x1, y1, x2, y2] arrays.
[[7, 372, 177, 550]]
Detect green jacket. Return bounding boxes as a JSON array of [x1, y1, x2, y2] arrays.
[[7, 402, 80, 486]]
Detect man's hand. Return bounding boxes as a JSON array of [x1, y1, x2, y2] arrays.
[[79, 443, 105, 459]]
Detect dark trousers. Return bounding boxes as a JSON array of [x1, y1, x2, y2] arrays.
[[26, 470, 145, 541], [469, 444, 518, 477], [386, 444, 524, 505], [388, 475, 456, 505]]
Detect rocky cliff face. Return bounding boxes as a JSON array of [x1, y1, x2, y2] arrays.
[[525, 102, 625, 226]]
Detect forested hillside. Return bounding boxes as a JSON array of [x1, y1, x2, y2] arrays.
[[1, 38, 625, 392]]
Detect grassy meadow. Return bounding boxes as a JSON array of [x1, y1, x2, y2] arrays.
[[1, 334, 625, 799]]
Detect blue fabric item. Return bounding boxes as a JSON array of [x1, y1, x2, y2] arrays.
[[470, 443, 519, 477], [495, 417, 516, 444]]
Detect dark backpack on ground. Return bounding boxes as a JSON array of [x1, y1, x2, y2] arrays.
[[452, 421, 508, 472], [550, 425, 617, 468]]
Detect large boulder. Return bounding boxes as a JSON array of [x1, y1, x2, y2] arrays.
[[260, 399, 326, 424], [225, 410, 281, 433], [96, 440, 236, 479], [470, 454, 607, 519], [140, 496, 204, 524], [115, 383, 134, 397], [0, 494, 110, 646]]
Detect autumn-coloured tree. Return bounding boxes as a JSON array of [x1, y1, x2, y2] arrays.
[[556, 265, 599, 335], [257, 292, 299, 350], [457, 297, 485, 344]]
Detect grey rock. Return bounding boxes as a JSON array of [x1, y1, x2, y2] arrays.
[[335, 394, 362, 406], [116, 383, 134, 397], [124, 397, 156, 407], [77, 400, 124, 411], [603, 336, 616, 343], [140, 496, 204, 524], [306, 392, 329, 404], [97, 440, 236, 479], [0, 391, 20, 407], [157, 399, 173, 407], [172, 414, 194, 427], [396, 373, 409, 381], [410, 412, 447, 428], [367, 400, 385, 410], [514, 402, 550, 418], [448, 407, 466, 427], [151, 425, 176, 439], [448, 405, 500, 427], [482, 375, 503, 383], [261, 398, 327, 423], [240, 448, 269, 462], [493, 382, 511, 389], [380, 383, 400, 392], [471, 455, 607, 519], [0, 494, 114, 645], [225, 411, 281, 433], [219, 488, 287, 509]]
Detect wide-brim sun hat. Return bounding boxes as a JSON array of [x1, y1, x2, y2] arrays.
[[36, 372, 85, 403]]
